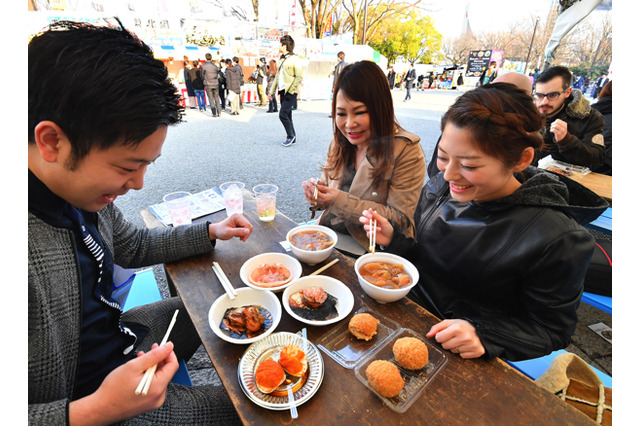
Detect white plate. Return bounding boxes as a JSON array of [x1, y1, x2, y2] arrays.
[[239, 252, 303, 292], [238, 332, 324, 410], [208, 287, 282, 345], [282, 275, 354, 326]]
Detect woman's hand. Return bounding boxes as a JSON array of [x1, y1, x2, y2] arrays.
[[358, 209, 394, 247], [301, 179, 338, 209], [208, 213, 253, 242], [426, 319, 486, 359]]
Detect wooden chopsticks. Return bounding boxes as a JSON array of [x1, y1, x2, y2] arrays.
[[309, 258, 339, 276], [135, 309, 179, 396], [368, 211, 377, 254], [212, 261, 237, 300]]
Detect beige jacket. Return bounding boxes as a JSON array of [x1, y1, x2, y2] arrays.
[[319, 129, 425, 249], [269, 54, 303, 95]]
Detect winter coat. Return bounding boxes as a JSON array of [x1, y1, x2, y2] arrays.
[[318, 130, 425, 249], [201, 60, 219, 88], [189, 67, 204, 91], [183, 66, 195, 96], [590, 95, 612, 174], [269, 53, 303, 96], [538, 89, 605, 169], [225, 65, 242, 94], [385, 167, 608, 361]]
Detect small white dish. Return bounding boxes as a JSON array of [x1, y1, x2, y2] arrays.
[[354, 253, 419, 304], [209, 287, 282, 344], [286, 225, 337, 266], [282, 275, 354, 326], [239, 252, 303, 292]]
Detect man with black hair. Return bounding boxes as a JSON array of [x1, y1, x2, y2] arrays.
[[28, 21, 252, 425], [534, 65, 605, 168], [256, 57, 268, 106], [403, 63, 416, 101], [268, 34, 303, 147]]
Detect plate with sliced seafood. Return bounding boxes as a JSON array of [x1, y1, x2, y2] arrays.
[[237, 332, 324, 410]]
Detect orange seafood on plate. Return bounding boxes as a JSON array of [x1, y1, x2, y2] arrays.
[[255, 358, 287, 394], [249, 263, 292, 288], [279, 344, 308, 377], [358, 262, 412, 289]]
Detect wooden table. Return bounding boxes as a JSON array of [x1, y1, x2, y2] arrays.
[[568, 171, 612, 204], [142, 191, 592, 425]]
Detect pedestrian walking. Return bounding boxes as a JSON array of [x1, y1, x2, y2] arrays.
[[266, 59, 278, 113], [225, 58, 242, 115], [189, 60, 206, 111], [183, 59, 196, 109], [404, 63, 416, 101], [201, 53, 222, 117], [256, 58, 268, 106], [268, 35, 303, 147]]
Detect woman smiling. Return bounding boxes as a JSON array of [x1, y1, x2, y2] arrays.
[[302, 61, 425, 251], [361, 83, 609, 361]]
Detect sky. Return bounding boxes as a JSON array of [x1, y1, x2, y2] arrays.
[[427, 0, 575, 40]]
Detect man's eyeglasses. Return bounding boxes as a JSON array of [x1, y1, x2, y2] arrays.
[[533, 89, 568, 101]]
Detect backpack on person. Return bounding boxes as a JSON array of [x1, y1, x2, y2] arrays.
[[250, 69, 259, 83], [218, 70, 226, 85]]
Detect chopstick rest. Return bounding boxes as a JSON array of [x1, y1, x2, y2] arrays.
[[135, 309, 179, 396]]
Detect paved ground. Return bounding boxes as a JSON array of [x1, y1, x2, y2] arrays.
[[114, 88, 611, 387]]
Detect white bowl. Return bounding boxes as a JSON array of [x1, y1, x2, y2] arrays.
[[286, 225, 338, 266], [208, 287, 282, 344], [354, 253, 420, 304], [239, 252, 303, 292], [282, 275, 354, 326]]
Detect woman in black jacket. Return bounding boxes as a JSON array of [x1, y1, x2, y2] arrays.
[[361, 83, 608, 362]]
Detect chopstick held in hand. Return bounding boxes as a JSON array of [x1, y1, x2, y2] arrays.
[[135, 309, 179, 396], [368, 209, 377, 254]]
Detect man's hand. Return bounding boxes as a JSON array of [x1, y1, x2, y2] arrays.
[[69, 342, 178, 426], [209, 213, 253, 242], [550, 118, 569, 143], [427, 319, 485, 359]]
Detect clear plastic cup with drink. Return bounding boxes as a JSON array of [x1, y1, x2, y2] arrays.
[[253, 184, 278, 222], [163, 191, 192, 226], [220, 182, 245, 217]]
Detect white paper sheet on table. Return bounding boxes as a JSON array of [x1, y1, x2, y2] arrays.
[[148, 187, 226, 226]]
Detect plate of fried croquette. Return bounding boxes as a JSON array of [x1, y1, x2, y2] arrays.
[[353, 328, 449, 413]]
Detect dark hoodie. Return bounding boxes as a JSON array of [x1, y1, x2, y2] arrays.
[[385, 167, 608, 361]]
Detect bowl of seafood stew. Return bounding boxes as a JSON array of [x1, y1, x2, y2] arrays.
[[286, 225, 337, 266], [282, 275, 354, 326], [239, 252, 303, 292], [209, 287, 282, 344], [354, 253, 419, 304]]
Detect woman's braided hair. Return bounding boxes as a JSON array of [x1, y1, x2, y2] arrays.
[[441, 82, 545, 168]]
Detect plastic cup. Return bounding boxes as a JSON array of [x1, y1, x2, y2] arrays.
[[163, 191, 192, 226], [220, 181, 245, 217], [253, 184, 278, 222]]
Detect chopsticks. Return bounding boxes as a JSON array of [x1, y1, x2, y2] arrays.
[[212, 261, 237, 300], [368, 210, 377, 254], [309, 258, 339, 276], [135, 309, 179, 396]]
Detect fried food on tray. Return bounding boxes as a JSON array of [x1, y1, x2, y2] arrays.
[[255, 358, 286, 394], [249, 263, 292, 288], [279, 344, 308, 377], [393, 337, 429, 370], [348, 313, 380, 341], [365, 360, 404, 398]]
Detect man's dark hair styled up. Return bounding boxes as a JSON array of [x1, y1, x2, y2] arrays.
[[28, 20, 183, 168], [535, 65, 573, 90], [280, 35, 295, 53]]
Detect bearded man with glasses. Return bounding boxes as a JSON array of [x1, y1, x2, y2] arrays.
[[534, 66, 605, 170]]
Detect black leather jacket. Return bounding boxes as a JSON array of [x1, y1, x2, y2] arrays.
[[385, 167, 608, 361]]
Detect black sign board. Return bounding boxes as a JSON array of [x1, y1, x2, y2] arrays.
[[466, 50, 493, 77]]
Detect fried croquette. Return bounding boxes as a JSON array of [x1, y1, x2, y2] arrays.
[[392, 337, 429, 370], [365, 360, 404, 398], [348, 313, 379, 341]]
